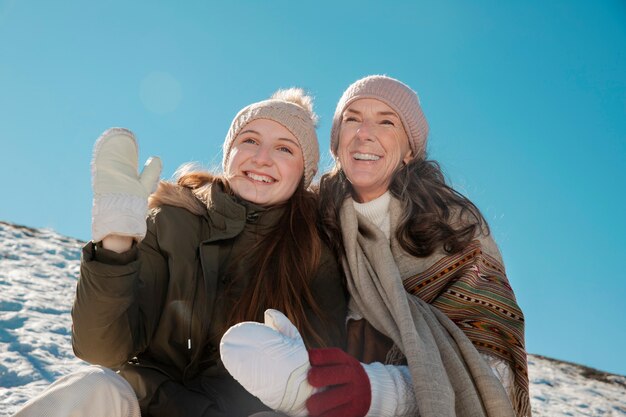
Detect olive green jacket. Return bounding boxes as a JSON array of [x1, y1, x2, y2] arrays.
[[72, 182, 347, 416]]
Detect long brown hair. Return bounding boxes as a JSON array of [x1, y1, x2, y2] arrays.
[[178, 171, 331, 348], [318, 157, 489, 258]]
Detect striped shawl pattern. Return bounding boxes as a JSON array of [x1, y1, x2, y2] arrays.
[[340, 198, 519, 417], [401, 240, 530, 417]]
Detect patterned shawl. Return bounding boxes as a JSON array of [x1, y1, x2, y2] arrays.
[[340, 196, 530, 417]]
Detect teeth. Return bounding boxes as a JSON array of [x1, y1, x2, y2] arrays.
[[247, 172, 275, 183], [353, 153, 380, 161]]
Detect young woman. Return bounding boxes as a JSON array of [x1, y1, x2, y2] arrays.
[[15, 88, 347, 417], [221, 76, 530, 417]]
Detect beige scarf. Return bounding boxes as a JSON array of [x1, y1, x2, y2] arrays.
[[340, 197, 517, 417]]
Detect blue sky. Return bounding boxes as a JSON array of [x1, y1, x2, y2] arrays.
[[1, 0, 625, 376]]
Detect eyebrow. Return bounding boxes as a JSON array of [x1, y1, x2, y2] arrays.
[[277, 137, 301, 148], [238, 129, 259, 136], [344, 108, 400, 118], [238, 130, 300, 148]]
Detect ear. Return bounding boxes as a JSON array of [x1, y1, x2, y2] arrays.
[[402, 149, 414, 165]]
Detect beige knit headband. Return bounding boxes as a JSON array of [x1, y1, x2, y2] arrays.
[[222, 97, 319, 187], [330, 75, 429, 160]]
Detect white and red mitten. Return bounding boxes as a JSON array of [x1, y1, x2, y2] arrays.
[[220, 309, 316, 416], [91, 128, 161, 242]]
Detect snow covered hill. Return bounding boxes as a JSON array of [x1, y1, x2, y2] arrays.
[[1, 220, 625, 416]]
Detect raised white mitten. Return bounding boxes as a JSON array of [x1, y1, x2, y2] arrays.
[[91, 128, 162, 243], [220, 309, 315, 416]]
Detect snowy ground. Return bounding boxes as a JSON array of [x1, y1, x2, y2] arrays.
[[1, 220, 625, 416]]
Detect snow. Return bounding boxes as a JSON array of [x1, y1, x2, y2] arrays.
[[0, 222, 87, 415], [1, 220, 625, 416], [529, 355, 626, 416]]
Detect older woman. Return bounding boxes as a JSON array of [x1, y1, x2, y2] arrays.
[[315, 75, 530, 416], [221, 76, 530, 417]]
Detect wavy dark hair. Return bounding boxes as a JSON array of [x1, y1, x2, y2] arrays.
[[318, 157, 489, 259], [178, 171, 331, 348]]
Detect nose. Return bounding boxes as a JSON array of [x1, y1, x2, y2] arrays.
[[356, 120, 374, 142], [251, 144, 272, 166]]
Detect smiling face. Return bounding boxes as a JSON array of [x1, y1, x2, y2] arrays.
[[225, 118, 304, 206], [337, 98, 413, 203]]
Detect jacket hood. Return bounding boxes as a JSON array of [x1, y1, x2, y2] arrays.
[[148, 180, 210, 216]]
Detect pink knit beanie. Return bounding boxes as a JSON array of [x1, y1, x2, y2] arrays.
[[222, 88, 319, 187], [330, 75, 429, 159]]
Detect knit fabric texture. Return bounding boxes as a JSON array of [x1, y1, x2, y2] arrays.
[[352, 191, 392, 240], [400, 238, 530, 416], [330, 75, 429, 160], [222, 98, 319, 187], [339, 196, 518, 417]]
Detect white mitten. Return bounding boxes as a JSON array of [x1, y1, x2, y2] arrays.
[[220, 309, 316, 416], [91, 128, 162, 242]]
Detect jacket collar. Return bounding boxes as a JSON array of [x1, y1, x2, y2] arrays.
[[204, 182, 286, 242], [149, 179, 285, 242], [202, 182, 246, 241]]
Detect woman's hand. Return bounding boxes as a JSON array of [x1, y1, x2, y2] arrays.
[[306, 348, 372, 417], [220, 309, 315, 416], [91, 128, 161, 244]]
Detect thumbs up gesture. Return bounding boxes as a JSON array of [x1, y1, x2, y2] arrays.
[[220, 309, 316, 416], [91, 128, 162, 243]]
